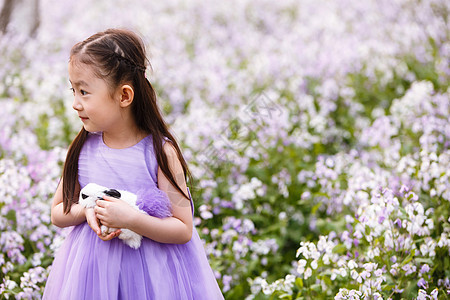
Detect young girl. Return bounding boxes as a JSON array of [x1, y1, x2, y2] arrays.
[[43, 28, 224, 300]]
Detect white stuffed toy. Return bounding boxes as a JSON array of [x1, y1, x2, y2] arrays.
[[79, 183, 144, 249]]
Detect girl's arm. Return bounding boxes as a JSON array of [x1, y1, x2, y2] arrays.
[[51, 179, 87, 227], [95, 142, 193, 244]]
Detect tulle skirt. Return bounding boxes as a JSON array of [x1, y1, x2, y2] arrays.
[[43, 222, 223, 300]]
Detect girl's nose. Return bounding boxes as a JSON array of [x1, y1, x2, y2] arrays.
[[72, 97, 83, 111]]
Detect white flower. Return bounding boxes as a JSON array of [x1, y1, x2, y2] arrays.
[[284, 274, 295, 290], [297, 259, 307, 274], [248, 277, 263, 295], [348, 260, 358, 270], [4, 279, 17, 290], [199, 204, 213, 220], [350, 269, 360, 280], [261, 279, 274, 295], [304, 267, 312, 279], [417, 289, 428, 300], [430, 288, 438, 299]]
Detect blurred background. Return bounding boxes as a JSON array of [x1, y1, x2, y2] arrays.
[[0, 0, 449, 299]]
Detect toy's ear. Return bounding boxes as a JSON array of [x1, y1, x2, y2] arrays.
[[104, 189, 121, 199]]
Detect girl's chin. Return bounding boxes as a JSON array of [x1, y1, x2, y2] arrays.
[[82, 123, 96, 132]]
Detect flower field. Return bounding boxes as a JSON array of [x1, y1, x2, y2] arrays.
[[0, 0, 449, 299]]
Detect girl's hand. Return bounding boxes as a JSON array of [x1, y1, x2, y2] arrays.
[[94, 196, 136, 229], [85, 207, 121, 241], [85, 207, 101, 235], [97, 229, 121, 241]]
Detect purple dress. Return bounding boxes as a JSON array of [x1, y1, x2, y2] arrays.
[[43, 132, 223, 299]]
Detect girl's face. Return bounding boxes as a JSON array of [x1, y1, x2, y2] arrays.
[[69, 62, 122, 134]]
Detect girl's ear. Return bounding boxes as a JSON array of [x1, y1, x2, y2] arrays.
[[118, 84, 134, 108]]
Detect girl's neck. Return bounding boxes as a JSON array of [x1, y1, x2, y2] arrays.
[[102, 127, 148, 149]]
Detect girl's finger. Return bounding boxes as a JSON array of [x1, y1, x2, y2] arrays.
[[102, 195, 118, 202], [88, 220, 99, 234], [94, 210, 102, 219], [94, 205, 105, 214], [105, 231, 116, 239], [97, 217, 111, 227], [96, 197, 116, 207], [98, 235, 112, 241], [85, 209, 101, 235], [95, 214, 102, 223], [98, 229, 121, 241], [98, 231, 112, 239]]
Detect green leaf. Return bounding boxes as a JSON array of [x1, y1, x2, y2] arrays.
[[401, 249, 416, 267], [332, 244, 347, 254], [311, 202, 322, 214], [310, 284, 322, 292], [415, 258, 433, 265], [322, 275, 332, 286], [295, 278, 304, 289], [5, 209, 16, 224]]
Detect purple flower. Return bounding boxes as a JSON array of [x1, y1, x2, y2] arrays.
[[417, 278, 428, 289], [420, 264, 430, 275], [222, 275, 232, 292]]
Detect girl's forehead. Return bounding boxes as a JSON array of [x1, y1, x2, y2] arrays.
[[68, 61, 98, 81], [69, 60, 92, 74]]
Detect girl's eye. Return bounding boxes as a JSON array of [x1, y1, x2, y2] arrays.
[[69, 87, 88, 96]]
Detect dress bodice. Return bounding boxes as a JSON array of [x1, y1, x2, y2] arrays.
[[78, 132, 162, 193]]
